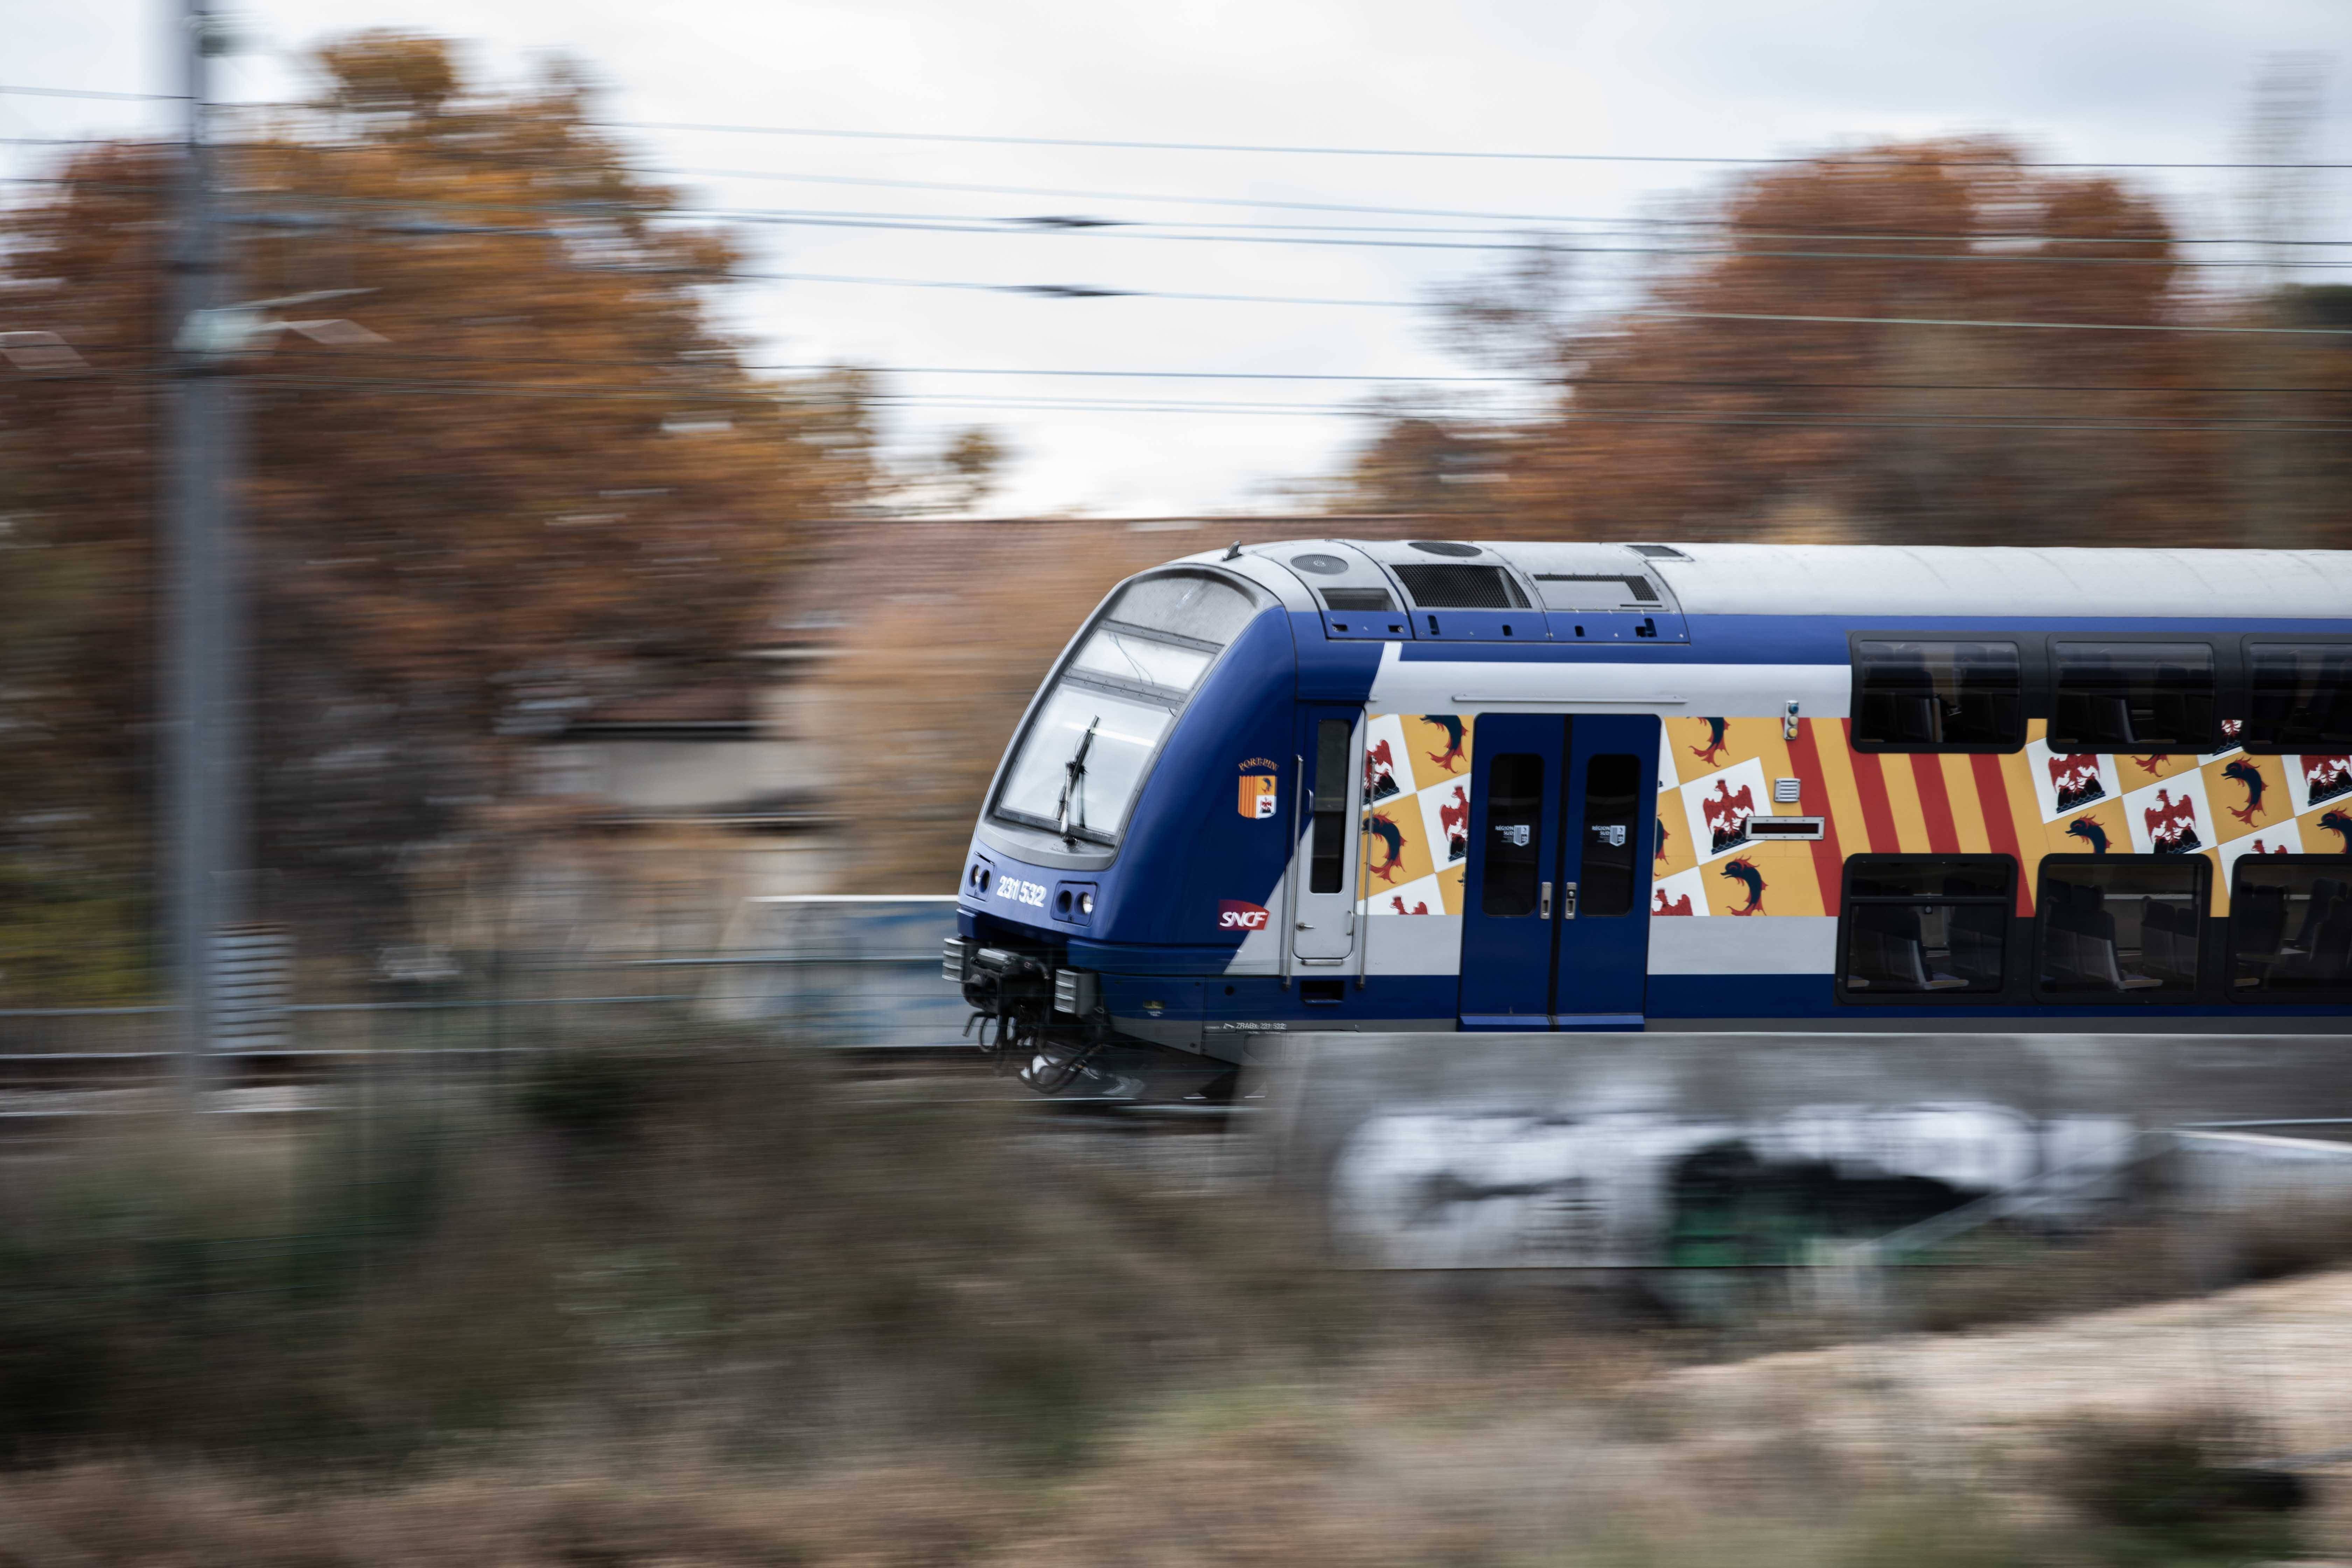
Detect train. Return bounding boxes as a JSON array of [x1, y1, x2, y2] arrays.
[[944, 539, 2352, 1099]]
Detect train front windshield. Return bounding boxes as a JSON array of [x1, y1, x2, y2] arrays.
[[994, 572, 1260, 845]]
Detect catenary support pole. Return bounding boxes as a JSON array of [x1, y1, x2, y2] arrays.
[[165, 0, 242, 1099]]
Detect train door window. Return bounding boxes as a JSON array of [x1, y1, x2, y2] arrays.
[[2228, 857, 2352, 999], [1851, 640, 2024, 750], [1579, 754, 1642, 917], [1481, 754, 1544, 917], [1307, 720, 1352, 894], [2050, 641, 2218, 753], [2244, 645, 2352, 754], [1839, 856, 2014, 996], [2033, 856, 2205, 999]]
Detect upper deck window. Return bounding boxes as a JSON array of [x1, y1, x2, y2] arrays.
[[2244, 644, 2352, 753], [2050, 641, 2218, 752], [1851, 640, 2024, 751], [993, 572, 1260, 845]]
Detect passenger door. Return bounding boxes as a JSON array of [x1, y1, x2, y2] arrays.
[[1291, 708, 1361, 963], [1457, 715, 1564, 1026], [1458, 714, 1659, 1028], [1552, 715, 1659, 1026]]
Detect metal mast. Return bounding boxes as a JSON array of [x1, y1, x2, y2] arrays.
[[165, 0, 245, 1096]]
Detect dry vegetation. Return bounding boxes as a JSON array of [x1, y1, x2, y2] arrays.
[[818, 527, 1209, 890], [0, 1036, 2346, 1563]]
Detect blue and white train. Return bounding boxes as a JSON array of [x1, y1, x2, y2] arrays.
[[945, 540, 2352, 1097]]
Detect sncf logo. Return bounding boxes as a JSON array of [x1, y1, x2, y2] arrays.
[[1217, 899, 1270, 932]]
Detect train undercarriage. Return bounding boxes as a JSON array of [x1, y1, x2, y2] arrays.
[[945, 934, 1240, 1102]]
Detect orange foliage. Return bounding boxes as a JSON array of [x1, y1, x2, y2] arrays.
[[0, 34, 877, 943], [1354, 139, 2352, 548]]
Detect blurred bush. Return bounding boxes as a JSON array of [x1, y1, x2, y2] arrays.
[[0, 1035, 1343, 1467], [2053, 1413, 2308, 1563]]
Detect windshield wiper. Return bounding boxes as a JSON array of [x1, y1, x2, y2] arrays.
[[1054, 715, 1100, 840]]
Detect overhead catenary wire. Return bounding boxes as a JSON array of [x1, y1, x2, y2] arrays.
[[7, 88, 2349, 169], [618, 167, 2352, 247], [0, 84, 189, 102], [129, 371, 2352, 432], [23, 170, 2351, 265], [10, 139, 2352, 251], [692, 209, 2352, 266], [47, 340, 2352, 396], [580, 115, 2352, 173], [726, 268, 2352, 333], [20, 169, 2352, 256]]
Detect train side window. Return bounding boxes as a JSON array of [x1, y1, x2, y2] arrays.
[[1579, 754, 1641, 917], [1851, 640, 2024, 751], [2244, 644, 2352, 754], [2229, 856, 2352, 999], [1839, 855, 2013, 996], [1307, 720, 1352, 894], [2050, 641, 2218, 752], [2033, 856, 2205, 1000], [1481, 754, 1544, 917]]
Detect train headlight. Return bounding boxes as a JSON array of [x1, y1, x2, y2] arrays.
[[1078, 892, 1093, 916]]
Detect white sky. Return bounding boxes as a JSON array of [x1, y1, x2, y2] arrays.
[[5, 0, 2347, 515]]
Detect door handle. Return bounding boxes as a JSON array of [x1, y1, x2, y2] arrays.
[[1562, 881, 1578, 920], [1540, 881, 1551, 919]]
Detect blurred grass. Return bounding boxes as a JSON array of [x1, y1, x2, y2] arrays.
[[0, 1035, 2345, 1562], [0, 1033, 1352, 1469]]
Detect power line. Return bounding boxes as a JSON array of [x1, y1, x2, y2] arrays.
[[24, 167, 2352, 253], [590, 115, 2352, 173], [721, 206, 2352, 249], [13, 140, 2352, 250], [194, 373, 2352, 432], [639, 167, 2352, 247], [84, 364, 2338, 425], [734, 269, 1417, 305], [728, 268, 2352, 332], [47, 340, 2352, 393], [17, 169, 2352, 259], [704, 208, 2352, 266], [11, 87, 2347, 169], [0, 84, 186, 103], [1642, 308, 2352, 336]]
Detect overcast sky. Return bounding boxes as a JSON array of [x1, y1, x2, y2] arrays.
[[5, 0, 2347, 515]]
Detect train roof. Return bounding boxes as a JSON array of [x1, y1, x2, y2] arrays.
[[1213, 540, 2352, 621]]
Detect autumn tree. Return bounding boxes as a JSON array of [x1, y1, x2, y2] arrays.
[[1348, 138, 2350, 547], [0, 33, 879, 987]]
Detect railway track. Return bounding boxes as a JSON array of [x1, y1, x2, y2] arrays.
[[0, 1044, 1240, 1133]]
